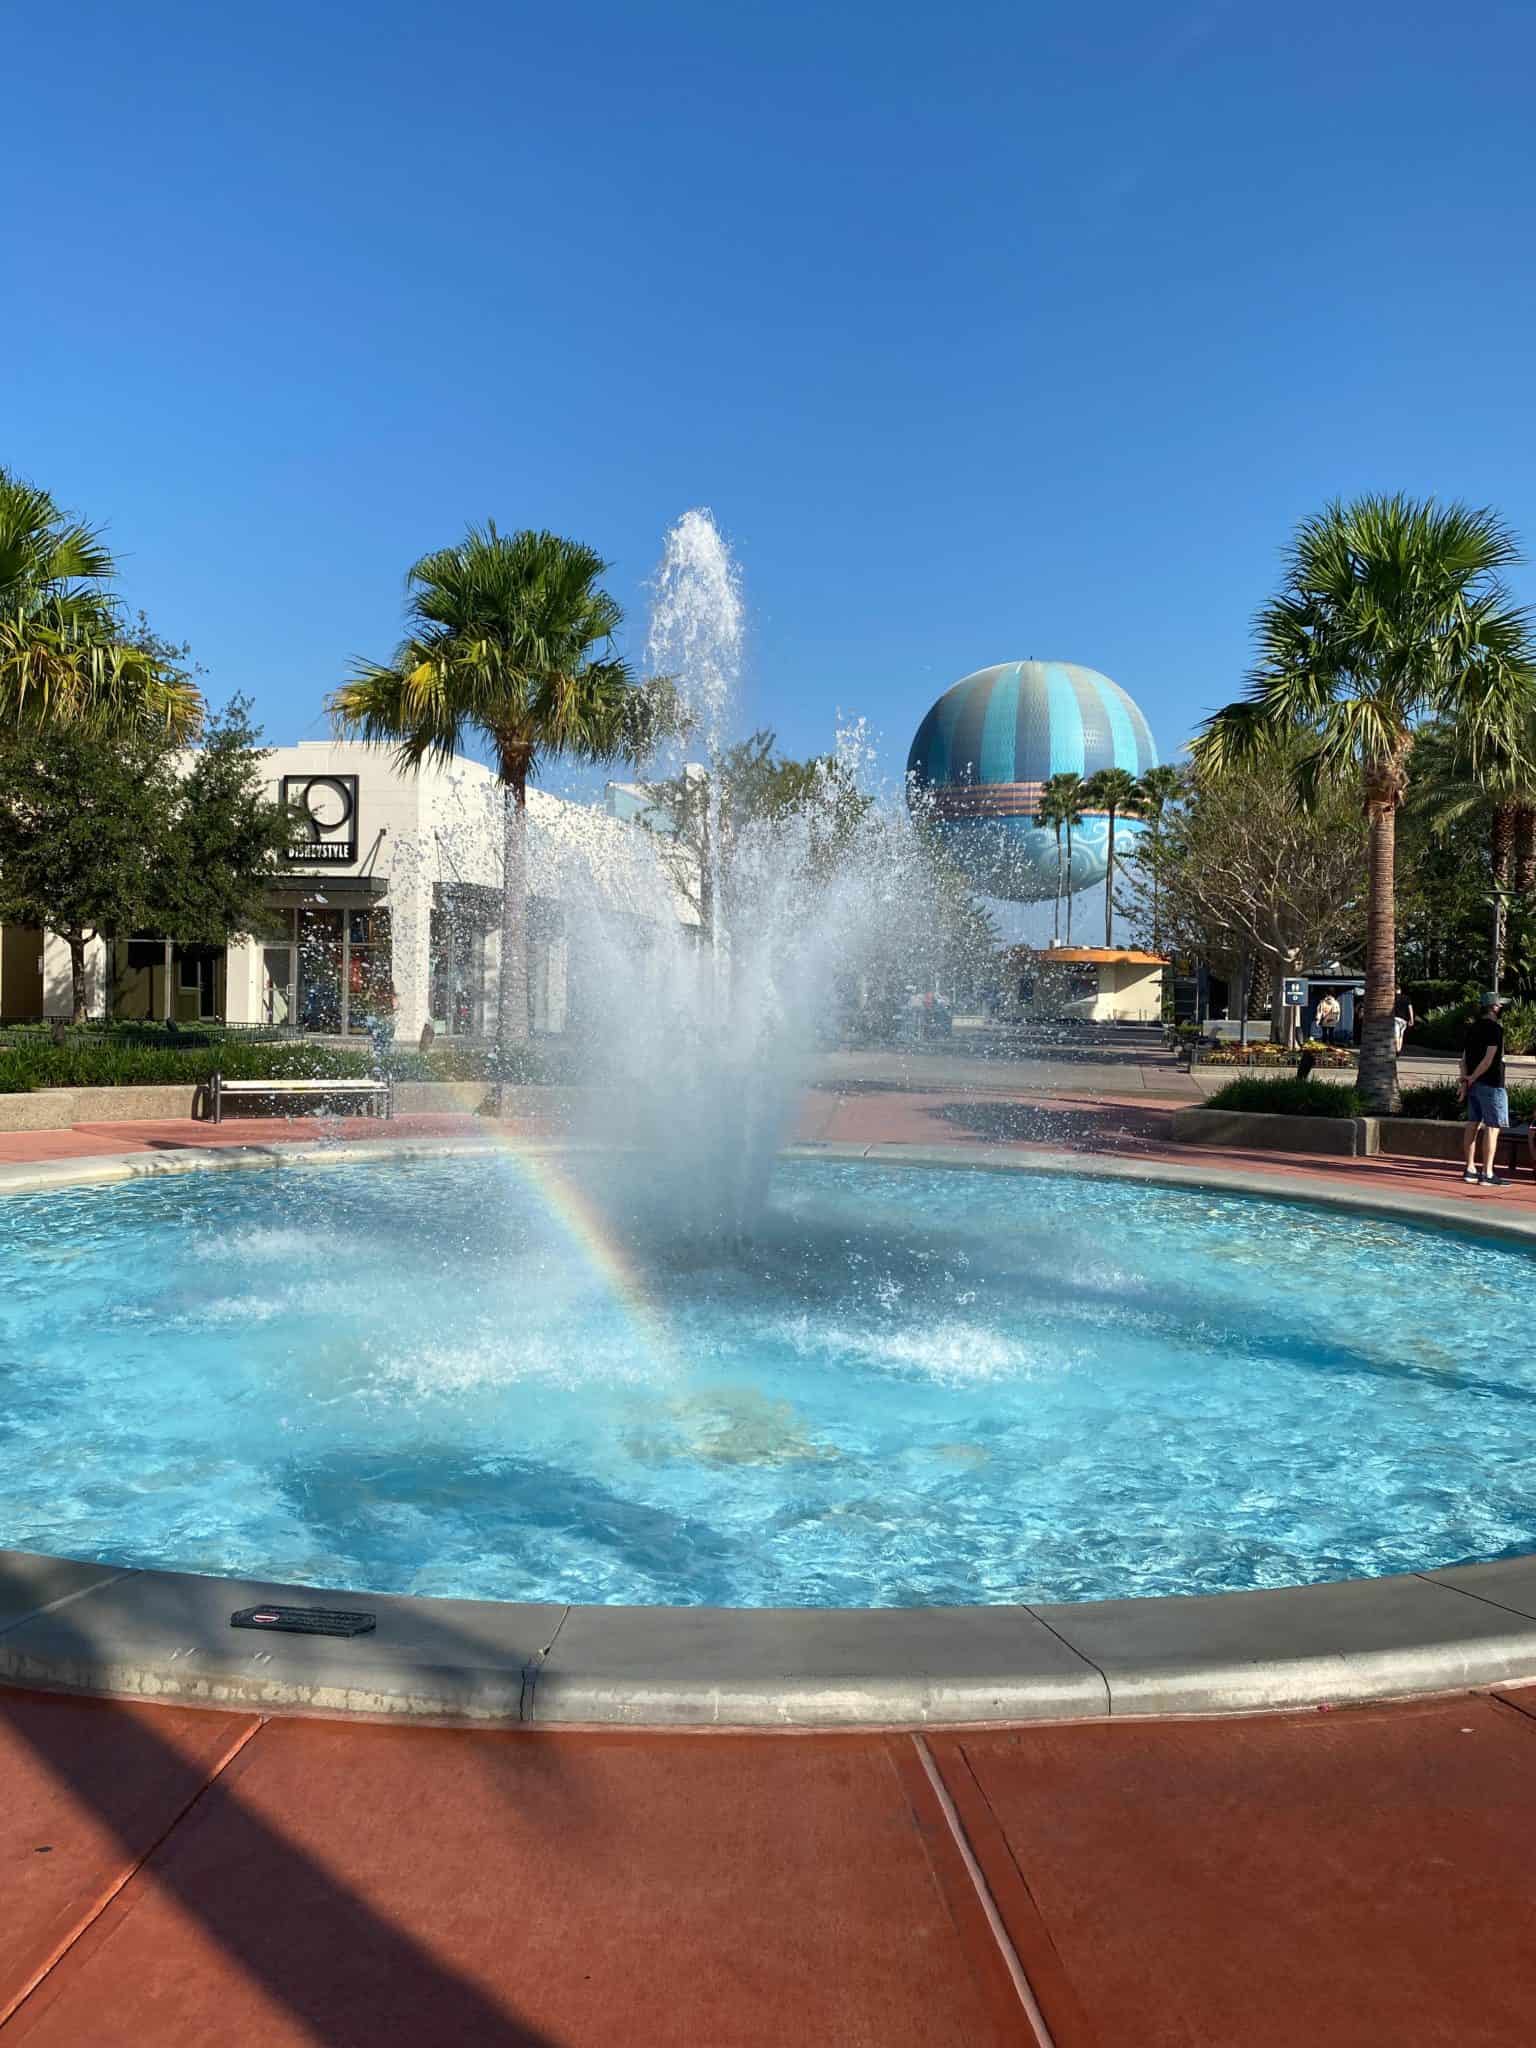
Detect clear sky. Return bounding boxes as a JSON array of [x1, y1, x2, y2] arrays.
[[7, 0, 1536, 793]]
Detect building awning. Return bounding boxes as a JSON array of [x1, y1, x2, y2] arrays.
[[262, 876, 389, 910], [1008, 946, 1168, 966]]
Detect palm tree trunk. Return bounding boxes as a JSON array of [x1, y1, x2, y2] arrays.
[[1357, 767, 1403, 1114], [1052, 826, 1063, 943], [1103, 807, 1116, 948], [495, 765, 531, 1096], [1492, 800, 1516, 992], [1516, 803, 1536, 896], [1064, 823, 1074, 943]]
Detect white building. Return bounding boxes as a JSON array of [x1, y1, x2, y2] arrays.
[[23, 743, 698, 1042]]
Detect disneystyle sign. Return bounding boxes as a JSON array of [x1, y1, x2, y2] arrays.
[[281, 775, 360, 864]]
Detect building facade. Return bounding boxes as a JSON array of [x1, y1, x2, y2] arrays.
[[18, 743, 698, 1039]]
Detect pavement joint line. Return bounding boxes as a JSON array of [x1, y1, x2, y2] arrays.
[[1022, 1605, 1111, 1715], [911, 1733, 1056, 2048], [0, 1712, 266, 2033], [1412, 1571, 1536, 1626], [0, 1570, 133, 1641], [522, 1606, 572, 1720]]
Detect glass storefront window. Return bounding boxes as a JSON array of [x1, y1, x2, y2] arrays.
[[429, 905, 486, 1037], [346, 908, 393, 1033]]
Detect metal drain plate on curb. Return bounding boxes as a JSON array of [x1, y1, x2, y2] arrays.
[[230, 1606, 377, 1638]]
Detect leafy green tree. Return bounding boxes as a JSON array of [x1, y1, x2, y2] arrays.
[[330, 526, 681, 1056], [642, 729, 870, 931], [1081, 766, 1143, 947], [1119, 747, 1366, 1043], [0, 470, 201, 736], [1193, 495, 1534, 1111], [0, 699, 289, 1023], [156, 698, 293, 946]]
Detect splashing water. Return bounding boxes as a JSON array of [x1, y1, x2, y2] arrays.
[[555, 512, 952, 1243], [647, 507, 744, 762]]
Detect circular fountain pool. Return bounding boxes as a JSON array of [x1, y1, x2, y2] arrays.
[[5, 1152, 1536, 1609]]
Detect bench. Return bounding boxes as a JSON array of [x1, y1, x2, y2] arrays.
[[1496, 1123, 1534, 1176], [209, 1074, 393, 1124]]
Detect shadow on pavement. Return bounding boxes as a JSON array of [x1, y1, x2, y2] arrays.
[[0, 1558, 564, 2046]]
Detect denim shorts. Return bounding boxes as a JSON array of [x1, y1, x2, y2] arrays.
[[1467, 1083, 1509, 1128]]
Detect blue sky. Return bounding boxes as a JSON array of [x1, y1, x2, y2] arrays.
[[7, 0, 1536, 793]]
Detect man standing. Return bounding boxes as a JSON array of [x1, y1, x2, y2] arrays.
[[1461, 994, 1508, 1187], [1314, 991, 1341, 1045]]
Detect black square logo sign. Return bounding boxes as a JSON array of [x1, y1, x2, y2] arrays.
[[281, 775, 360, 864]]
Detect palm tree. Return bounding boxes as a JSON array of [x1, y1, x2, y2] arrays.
[[1037, 771, 1085, 943], [1408, 714, 1536, 993], [1193, 495, 1534, 1112], [1034, 772, 1080, 942], [0, 469, 200, 736], [1133, 763, 1184, 953], [330, 526, 679, 1062], [1082, 766, 1143, 948]]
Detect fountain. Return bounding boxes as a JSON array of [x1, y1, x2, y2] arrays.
[[4, 507, 1536, 1701]]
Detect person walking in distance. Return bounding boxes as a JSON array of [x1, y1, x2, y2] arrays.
[[1314, 991, 1341, 1046], [1461, 993, 1509, 1188], [1393, 988, 1415, 1055]]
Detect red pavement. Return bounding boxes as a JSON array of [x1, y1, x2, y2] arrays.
[[3, 1098, 1535, 2044], [7, 1687, 1536, 2045]]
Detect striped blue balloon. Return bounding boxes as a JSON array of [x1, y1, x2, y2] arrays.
[[906, 661, 1160, 903]]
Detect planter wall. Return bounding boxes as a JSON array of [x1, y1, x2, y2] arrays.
[[1171, 1108, 1378, 1157]]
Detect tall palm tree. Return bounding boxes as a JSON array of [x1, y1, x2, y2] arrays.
[[1040, 771, 1085, 943], [1082, 766, 1143, 948], [1034, 772, 1081, 942], [329, 525, 680, 1059], [1133, 763, 1184, 953], [1408, 713, 1536, 993], [0, 469, 200, 736], [1193, 495, 1534, 1112]]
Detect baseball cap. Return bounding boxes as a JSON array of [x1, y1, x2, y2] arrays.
[[1482, 992, 1505, 1010]]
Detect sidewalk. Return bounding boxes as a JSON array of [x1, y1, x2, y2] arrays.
[[5, 1683, 1536, 2045]]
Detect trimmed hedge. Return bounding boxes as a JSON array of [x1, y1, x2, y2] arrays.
[[1397, 1080, 1536, 1123], [1205, 1074, 1536, 1124], [0, 1032, 565, 1095], [1202, 1076, 1367, 1118], [1411, 999, 1536, 1056]]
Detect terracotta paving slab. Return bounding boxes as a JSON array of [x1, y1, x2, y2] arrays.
[[0, 1691, 257, 2029], [6, 1722, 1014, 2048], [932, 1694, 1536, 2048]]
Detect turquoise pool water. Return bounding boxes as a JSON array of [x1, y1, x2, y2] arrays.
[[4, 1154, 1535, 1608]]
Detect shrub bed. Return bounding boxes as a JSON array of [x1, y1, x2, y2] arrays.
[[1396, 1080, 1536, 1123], [0, 1032, 566, 1094], [1410, 999, 1536, 1056], [1201, 1076, 1366, 1118]]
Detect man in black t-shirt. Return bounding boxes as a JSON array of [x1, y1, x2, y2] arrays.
[[1461, 994, 1508, 1187]]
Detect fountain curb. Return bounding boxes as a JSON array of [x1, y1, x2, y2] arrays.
[[4, 1136, 1536, 1727], [6, 1549, 1536, 1725]]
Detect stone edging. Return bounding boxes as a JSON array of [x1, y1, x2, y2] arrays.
[[1, 1134, 1533, 1728]]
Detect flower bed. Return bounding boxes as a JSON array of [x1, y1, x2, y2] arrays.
[[1194, 1039, 1354, 1069]]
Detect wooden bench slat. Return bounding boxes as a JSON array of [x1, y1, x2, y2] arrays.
[[217, 1079, 386, 1091]]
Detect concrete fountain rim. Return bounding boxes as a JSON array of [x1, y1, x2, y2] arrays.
[[3, 1132, 1536, 1729]]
